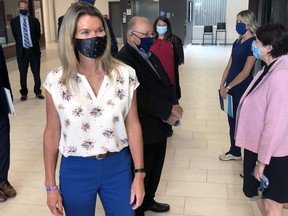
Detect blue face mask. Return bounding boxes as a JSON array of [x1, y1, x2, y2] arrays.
[[236, 22, 247, 35], [156, 26, 167, 35], [19, 9, 28, 16], [251, 41, 262, 59], [136, 37, 154, 52]]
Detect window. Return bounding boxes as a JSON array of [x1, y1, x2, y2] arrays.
[[193, 0, 226, 26], [0, 0, 20, 45]]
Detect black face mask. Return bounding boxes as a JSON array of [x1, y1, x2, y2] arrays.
[[74, 36, 107, 59], [19, 9, 28, 16]]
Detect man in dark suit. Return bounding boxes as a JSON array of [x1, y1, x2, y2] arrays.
[[10, 0, 44, 101], [0, 45, 17, 202], [116, 16, 183, 216], [57, 0, 118, 57]]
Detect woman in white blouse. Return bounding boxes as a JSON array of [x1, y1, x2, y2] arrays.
[[43, 2, 145, 216]]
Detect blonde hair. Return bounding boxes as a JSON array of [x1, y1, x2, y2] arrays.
[[237, 10, 258, 35], [58, 2, 121, 88]]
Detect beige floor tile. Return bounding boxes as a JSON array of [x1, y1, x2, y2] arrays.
[[161, 167, 206, 182], [166, 181, 228, 199], [0, 204, 51, 216], [184, 198, 254, 216]]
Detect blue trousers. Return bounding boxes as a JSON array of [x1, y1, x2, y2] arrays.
[[59, 148, 135, 216]]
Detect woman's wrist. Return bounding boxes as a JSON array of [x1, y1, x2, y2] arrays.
[[134, 168, 145, 173], [45, 185, 59, 192], [256, 160, 265, 167]]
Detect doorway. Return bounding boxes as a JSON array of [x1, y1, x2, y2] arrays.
[[109, 2, 122, 43], [131, 0, 159, 23]]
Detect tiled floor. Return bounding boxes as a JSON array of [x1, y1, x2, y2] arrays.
[[0, 43, 287, 216]]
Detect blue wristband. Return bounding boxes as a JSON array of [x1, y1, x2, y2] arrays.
[[46, 185, 59, 191]]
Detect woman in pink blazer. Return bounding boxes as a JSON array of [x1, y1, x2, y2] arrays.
[[235, 23, 288, 216]]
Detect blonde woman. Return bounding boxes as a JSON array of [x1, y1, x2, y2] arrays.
[[219, 10, 258, 161], [43, 2, 144, 215]]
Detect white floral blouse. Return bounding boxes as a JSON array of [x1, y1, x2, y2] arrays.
[[44, 64, 139, 157]]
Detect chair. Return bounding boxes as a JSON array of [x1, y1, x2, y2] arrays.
[[215, 22, 226, 45], [202, 25, 214, 45]]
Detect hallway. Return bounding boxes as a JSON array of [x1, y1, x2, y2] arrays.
[[0, 43, 287, 216]]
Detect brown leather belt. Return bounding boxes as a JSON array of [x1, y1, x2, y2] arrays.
[[88, 151, 115, 160]]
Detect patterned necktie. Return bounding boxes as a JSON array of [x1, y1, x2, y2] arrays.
[[23, 18, 30, 48]]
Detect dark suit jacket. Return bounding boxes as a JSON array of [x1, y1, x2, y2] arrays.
[[57, 15, 118, 57], [116, 43, 178, 144], [0, 45, 12, 115], [10, 15, 41, 60]]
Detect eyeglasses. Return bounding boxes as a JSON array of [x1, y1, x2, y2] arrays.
[[132, 31, 156, 38]]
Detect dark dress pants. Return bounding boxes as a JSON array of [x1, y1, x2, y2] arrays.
[[135, 138, 167, 216], [0, 114, 10, 182], [227, 90, 242, 157], [17, 49, 41, 96]]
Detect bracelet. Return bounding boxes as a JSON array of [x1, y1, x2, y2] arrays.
[[134, 168, 145, 173], [256, 160, 265, 166], [46, 185, 59, 191]]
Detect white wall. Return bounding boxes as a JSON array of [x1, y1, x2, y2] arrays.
[[42, 0, 119, 44], [193, 0, 249, 44], [226, 0, 249, 43], [95, 0, 120, 15]]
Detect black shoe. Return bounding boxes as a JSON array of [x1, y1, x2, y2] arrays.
[[36, 94, 45, 99], [20, 95, 27, 101], [145, 201, 170, 212]]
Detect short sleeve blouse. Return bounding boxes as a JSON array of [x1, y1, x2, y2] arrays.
[[43, 64, 139, 157], [226, 36, 255, 92]]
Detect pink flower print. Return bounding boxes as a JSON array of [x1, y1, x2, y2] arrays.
[[62, 90, 73, 101], [102, 129, 114, 139], [112, 116, 119, 124], [116, 76, 125, 85], [53, 68, 60, 74], [63, 132, 67, 141], [58, 103, 65, 110], [81, 139, 95, 151], [72, 106, 84, 117], [121, 138, 128, 145], [81, 122, 91, 132], [90, 106, 103, 118], [115, 88, 126, 100], [76, 76, 82, 84], [67, 146, 77, 154], [86, 93, 92, 100], [64, 119, 70, 128], [129, 75, 136, 86], [107, 100, 115, 106]]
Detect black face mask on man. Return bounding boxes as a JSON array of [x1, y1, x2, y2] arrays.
[[74, 36, 107, 59], [19, 9, 28, 16]]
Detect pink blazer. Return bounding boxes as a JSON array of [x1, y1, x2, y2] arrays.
[[235, 55, 288, 164]]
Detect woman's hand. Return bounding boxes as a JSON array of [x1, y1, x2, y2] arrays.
[[130, 173, 145, 210], [253, 161, 266, 182], [47, 189, 64, 215], [219, 85, 229, 99]]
